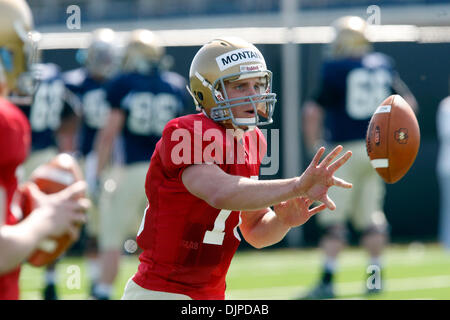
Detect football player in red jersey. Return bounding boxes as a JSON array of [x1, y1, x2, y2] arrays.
[[0, 0, 88, 300], [121, 37, 353, 300]]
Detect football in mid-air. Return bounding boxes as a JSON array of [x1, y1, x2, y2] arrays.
[[18, 153, 84, 267], [366, 94, 420, 184]]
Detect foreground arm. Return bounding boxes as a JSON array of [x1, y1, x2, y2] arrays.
[[239, 198, 327, 248], [182, 164, 299, 211], [182, 145, 352, 212], [182, 146, 351, 249], [0, 182, 88, 274]]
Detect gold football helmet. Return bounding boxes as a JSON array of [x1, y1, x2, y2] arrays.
[[330, 16, 372, 58], [121, 29, 165, 73], [188, 37, 276, 129], [0, 0, 40, 94]]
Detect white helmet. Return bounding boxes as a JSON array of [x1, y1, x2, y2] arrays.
[[330, 16, 372, 58], [84, 28, 119, 80], [121, 29, 165, 74]]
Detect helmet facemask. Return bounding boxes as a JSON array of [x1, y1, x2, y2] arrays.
[[12, 22, 41, 96]]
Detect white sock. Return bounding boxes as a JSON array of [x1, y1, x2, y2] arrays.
[[94, 283, 112, 297], [45, 270, 57, 285], [369, 257, 383, 268], [88, 259, 100, 283], [324, 258, 337, 273]]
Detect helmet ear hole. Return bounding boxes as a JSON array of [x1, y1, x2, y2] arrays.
[[196, 91, 204, 101]]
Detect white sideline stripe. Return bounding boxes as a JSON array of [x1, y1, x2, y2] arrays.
[[228, 249, 445, 276], [20, 292, 86, 300], [371, 159, 389, 168], [20, 275, 450, 300], [226, 275, 450, 299]]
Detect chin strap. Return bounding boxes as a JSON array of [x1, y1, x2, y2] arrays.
[[185, 84, 202, 111], [234, 117, 257, 132]]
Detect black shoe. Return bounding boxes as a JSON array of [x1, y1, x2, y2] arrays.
[[89, 293, 110, 300], [43, 283, 58, 300], [89, 284, 110, 300], [89, 282, 97, 297], [301, 283, 335, 300]]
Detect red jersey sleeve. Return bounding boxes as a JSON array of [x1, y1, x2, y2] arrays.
[[0, 98, 30, 168]]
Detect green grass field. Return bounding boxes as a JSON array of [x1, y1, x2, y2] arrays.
[[19, 243, 450, 300]]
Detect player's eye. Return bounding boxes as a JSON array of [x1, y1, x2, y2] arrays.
[[254, 83, 265, 93]]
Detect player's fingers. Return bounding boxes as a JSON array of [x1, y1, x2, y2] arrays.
[[319, 145, 343, 168], [71, 211, 87, 225], [60, 198, 90, 215], [76, 198, 91, 212], [322, 195, 336, 211], [67, 225, 81, 241], [310, 147, 325, 167], [328, 150, 352, 173], [26, 182, 45, 201], [332, 176, 353, 189], [308, 203, 327, 216], [304, 198, 314, 207], [57, 181, 87, 200]]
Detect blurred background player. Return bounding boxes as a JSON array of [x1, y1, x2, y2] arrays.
[[18, 61, 81, 300], [436, 76, 450, 253], [0, 0, 88, 300], [18, 62, 80, 179], [91, 29, 191, 299], [301, 16, 418, 299], [63, 27, 120, 298]]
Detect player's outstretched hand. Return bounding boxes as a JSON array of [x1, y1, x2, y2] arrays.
[[27, 181, 90, 240], [274, 197, 327, 228], [296, 145, 352, 210]]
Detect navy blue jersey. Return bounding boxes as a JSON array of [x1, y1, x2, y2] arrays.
[[64, 68, 111, 156], [17, 63, 78, 152], [105, 70, 190, 164], [314, 52, 397, 143]]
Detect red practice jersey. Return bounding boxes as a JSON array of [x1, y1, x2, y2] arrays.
[[133, 113, 267, 299], [0, 97, 31, 300]]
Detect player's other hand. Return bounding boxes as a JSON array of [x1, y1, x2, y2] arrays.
[[274, 197, 327, 228], [295, 145, 352, 211], [26, 181, 90, 240]]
